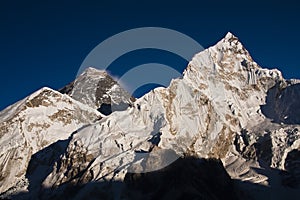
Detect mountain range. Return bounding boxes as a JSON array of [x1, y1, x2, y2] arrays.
[[0, 33, 299, 200]]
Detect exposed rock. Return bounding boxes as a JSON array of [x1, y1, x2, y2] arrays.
[[59, 67, 134, 115]]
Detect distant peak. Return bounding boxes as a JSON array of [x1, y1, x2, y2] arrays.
[[85, 67, 103, 72], [81, 67, 107, 76]]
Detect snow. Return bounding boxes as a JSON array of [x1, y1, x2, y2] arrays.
[[1, 32, 300, 198], [42, 33, 299, 192], [0, 87, 102, 194]]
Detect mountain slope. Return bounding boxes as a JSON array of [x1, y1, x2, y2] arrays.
[[0, 87, 102, 195], [1, 33, 299, 199], [39, 33, 300, 199]]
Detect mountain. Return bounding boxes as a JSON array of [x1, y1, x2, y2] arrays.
[[0, 33, 300, 199], [59, 67, 134, 115], [0, 87, 102, 196]]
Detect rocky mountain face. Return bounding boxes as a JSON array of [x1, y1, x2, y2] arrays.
[[0, 33, 299, 200], [59, 67, 134, 115]]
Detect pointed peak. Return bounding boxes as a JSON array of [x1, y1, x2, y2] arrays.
[[214, 32, 248, 56], [224, 32, 238, 40]]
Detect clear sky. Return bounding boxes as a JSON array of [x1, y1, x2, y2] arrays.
[[0, 0, 299, 111]]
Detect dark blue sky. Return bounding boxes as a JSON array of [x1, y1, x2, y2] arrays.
[[0, 0, 299, 110]]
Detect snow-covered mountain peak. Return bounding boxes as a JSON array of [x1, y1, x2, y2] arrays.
[[185, 32, 283, 91], [0, 87, 65, 123], [0, 86, 102, 194], [212, 33, 282, 84], [207, 32, 255, 67], [27, 87, 68, 106], [224, 31, 236, 39]]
